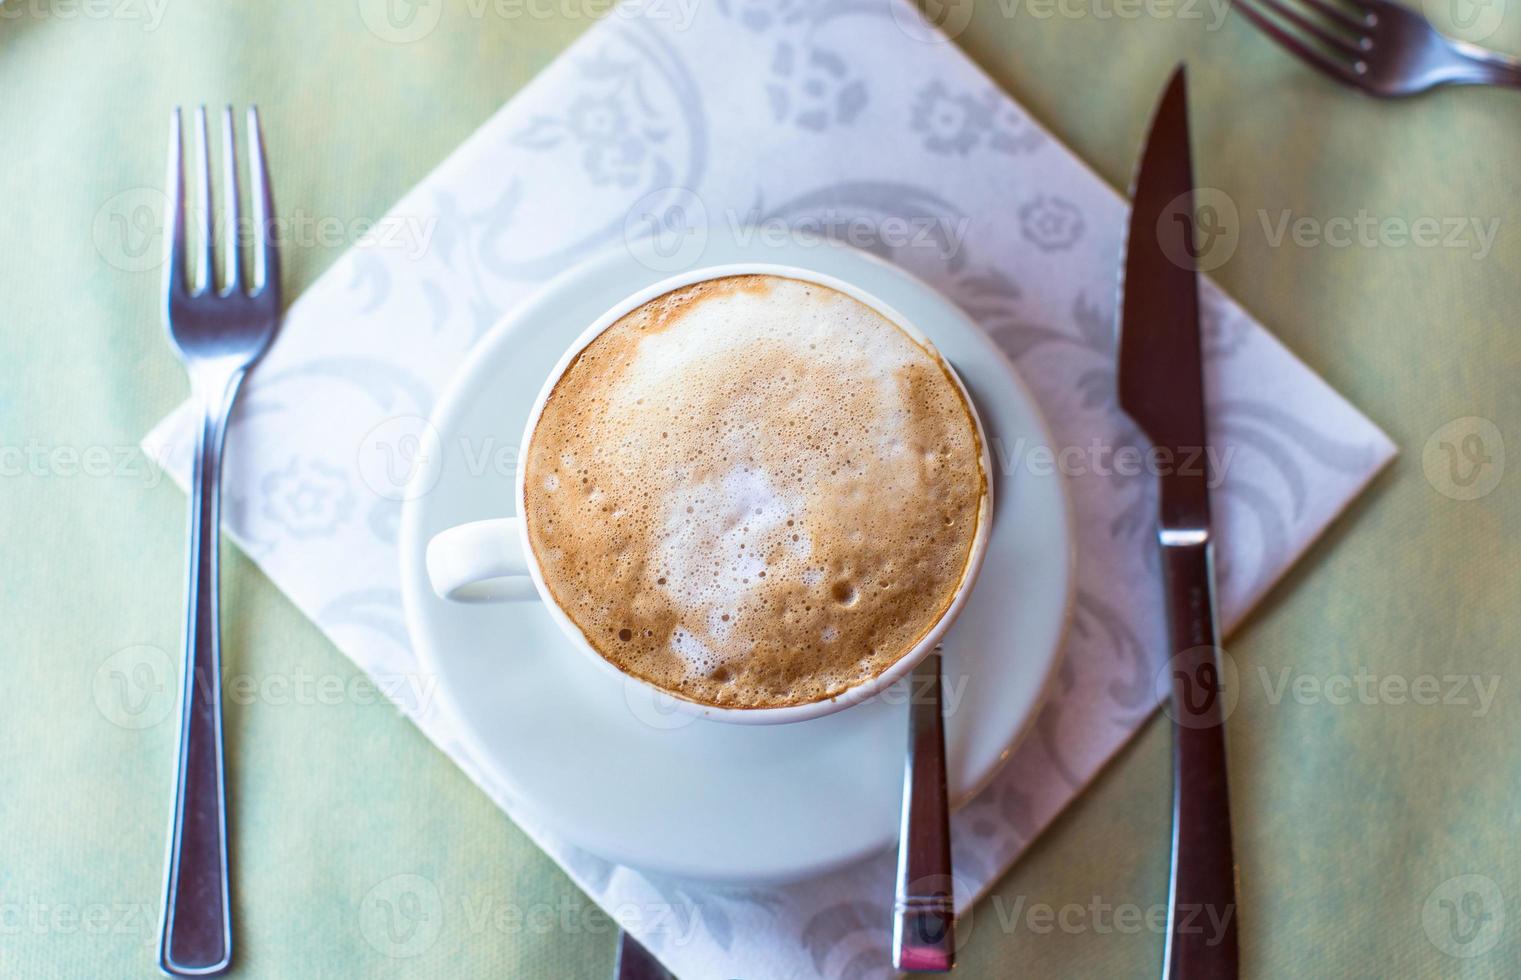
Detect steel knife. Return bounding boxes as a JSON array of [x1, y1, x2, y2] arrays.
[[1115, 64, 1240, 980]]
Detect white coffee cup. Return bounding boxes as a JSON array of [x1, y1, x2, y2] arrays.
[[424, 263, 994, 725]]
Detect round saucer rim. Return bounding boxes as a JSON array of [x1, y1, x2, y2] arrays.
[[398, 237, 1075, 882]]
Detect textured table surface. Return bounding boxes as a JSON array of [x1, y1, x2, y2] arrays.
[[1, 1, 1517, 977]]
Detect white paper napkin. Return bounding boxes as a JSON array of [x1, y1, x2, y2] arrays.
[[144, 1, 1395, 975]]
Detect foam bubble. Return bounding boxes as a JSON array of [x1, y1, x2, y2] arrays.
[[670, 625, 721, 675], [656, 466, 800, 615]]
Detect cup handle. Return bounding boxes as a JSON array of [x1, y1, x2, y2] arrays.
[[426, 518, 539, 603]]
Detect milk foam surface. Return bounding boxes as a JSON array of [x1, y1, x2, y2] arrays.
[[523, 275, 986, 709]]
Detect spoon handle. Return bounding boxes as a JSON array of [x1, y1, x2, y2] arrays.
[[892, 649, 955, 973]]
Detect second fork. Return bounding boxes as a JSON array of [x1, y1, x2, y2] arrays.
[[1234, 0, 1521, 95]]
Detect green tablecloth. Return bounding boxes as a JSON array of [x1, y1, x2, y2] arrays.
[[2, 2, 1517, 976]]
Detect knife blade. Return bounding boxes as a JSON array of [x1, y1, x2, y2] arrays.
[[1115, 64, 1240, 980], [1119, 65, 1210, 535]]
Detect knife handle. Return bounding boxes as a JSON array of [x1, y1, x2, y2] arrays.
[[1158, 537, 1239, 980]]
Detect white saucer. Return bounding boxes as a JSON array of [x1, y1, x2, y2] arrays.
[[398, 237, 1075, 883]]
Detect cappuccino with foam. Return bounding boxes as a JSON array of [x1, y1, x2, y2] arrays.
[[522, 274, 986, 710]]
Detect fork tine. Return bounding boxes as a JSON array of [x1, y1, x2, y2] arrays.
[[1297, 0, 1372, 33], [221, 106, 242, 294], [247, 106, 279, 298], [1254, 0, 1369, 58], [164, 108, 187, 300], [1235, 0, 1362, 84], [192, 106, 213, 295]]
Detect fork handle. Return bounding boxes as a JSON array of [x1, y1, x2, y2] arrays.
[[1449, 40, 1521, 88], [160, 372, 243, 977]]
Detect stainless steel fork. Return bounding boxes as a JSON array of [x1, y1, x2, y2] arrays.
[[158, 105, 281, 977], [1234, 0, 1521, 95]]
